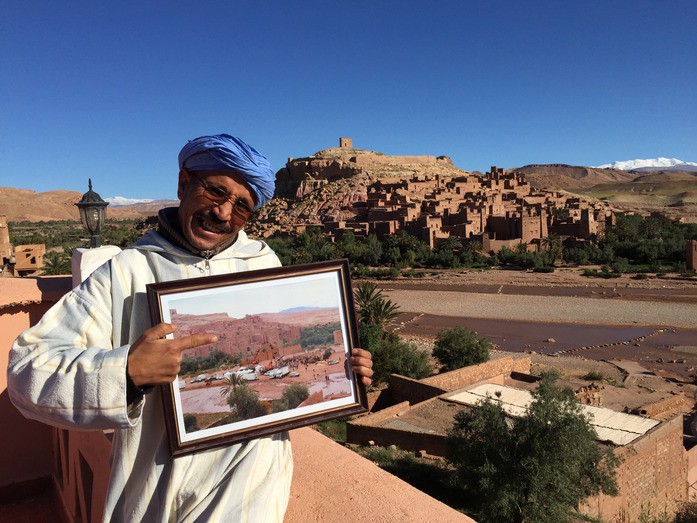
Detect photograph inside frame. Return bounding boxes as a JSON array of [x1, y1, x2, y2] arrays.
[[152, 261, 364, 450]]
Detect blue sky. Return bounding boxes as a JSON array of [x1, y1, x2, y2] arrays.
[[1, 1, 695, 200]]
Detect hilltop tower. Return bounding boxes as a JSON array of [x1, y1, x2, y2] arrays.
[[339, 137, 353, 149]]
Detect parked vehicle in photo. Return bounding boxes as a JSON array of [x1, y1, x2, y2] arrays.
[[268, 365, 290, 379]]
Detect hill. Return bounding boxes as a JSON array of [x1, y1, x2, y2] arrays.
[[0, 187, 176, 222], [250, 147, 468, 236], [510, 165, 697, 221], [510, 164, 637, 190]]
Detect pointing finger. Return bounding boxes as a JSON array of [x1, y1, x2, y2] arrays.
[[176, 333, 219, 352]]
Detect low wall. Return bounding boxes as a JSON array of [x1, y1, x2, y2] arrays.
[[421, 356, 531, 392], [389, 375, 447, 405], [347, 397, 450, 456], [637, 393, 692, 419]]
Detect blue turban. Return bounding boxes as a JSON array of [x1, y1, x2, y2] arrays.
[[178, 134, 275, 210]]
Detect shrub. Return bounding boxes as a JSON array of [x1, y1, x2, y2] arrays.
[[314, 419, 348, 443], [433, 327, 491, 371], [533, 266, 555, 273], [226, 384, 267, 422], [366, 330, 431, 385], [675, 499, 697, 523], [447, 373, 620, 523], [183, 414, 199, 432], [280, 383, 310, 410], [581, 370, 605, 381]]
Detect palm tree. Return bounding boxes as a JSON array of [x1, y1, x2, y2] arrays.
[[219, 373, 244, 398], [541, 233, 564, 266], [42, 251, 71, 275], [353, 282, 401, 328]]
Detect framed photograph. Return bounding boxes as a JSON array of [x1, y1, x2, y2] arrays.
[[147, 259, 367, 456]]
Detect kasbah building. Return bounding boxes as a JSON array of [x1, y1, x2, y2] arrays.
[[265, 137, 618, 255]]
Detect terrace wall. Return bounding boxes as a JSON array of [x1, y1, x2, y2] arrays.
[[421, 356, 532, 391], [582, 416, 688, 522]]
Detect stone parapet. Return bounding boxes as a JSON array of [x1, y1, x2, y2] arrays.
[[422, 356, 532, 392]]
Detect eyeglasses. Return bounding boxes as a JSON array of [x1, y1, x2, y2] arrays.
[[188, 172, 254, 221]]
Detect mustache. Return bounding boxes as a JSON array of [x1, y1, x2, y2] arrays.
[[197, 211, 232, 234]]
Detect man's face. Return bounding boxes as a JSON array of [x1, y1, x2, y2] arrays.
[[177, 169, 256, 251]]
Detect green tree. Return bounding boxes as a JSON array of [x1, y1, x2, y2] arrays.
[[226, 383, 267, 422], [183, 414, 199, 433], [270, 383, 310, 413], [354, 282, 430, 385], [281, 383, 310, 410], [541, 233, 563, 266], [354, 282, 401, 328], [366, 330, 431, 385], [219, 373, 245, 398], [447, 373, 620, 523], [432, 327, 490, 371], [42, 251, 72, 275]]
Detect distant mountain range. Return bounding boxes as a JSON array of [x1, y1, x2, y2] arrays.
[[595, 158, 697, 172], [0, 187, 176, 222], [510, 162, 697, 220], [105, 196, 158, 206]]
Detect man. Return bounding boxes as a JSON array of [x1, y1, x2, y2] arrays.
[[7, 134, 373, 522]]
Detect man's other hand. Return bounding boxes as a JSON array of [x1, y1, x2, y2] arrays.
[[127, 323, 218, 387], [349, 348, 373, 387]]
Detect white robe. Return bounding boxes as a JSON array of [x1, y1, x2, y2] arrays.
[[8, 230, 293, 522]]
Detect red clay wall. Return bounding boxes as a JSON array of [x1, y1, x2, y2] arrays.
[[0, 277, 72, 488], [389, 375, 447, 405], [581, 416, 688, 522], [687, 444, 697, 499], [421, 356, 531, 392]]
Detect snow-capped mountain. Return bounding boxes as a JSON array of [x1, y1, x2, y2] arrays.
[[596, 158, 697, 172], [106, 196, 155, 206]]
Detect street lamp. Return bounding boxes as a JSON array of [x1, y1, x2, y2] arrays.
[[76, 179, 109, 248]]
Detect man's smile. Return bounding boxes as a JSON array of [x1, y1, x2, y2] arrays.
[[196, 212, 232, 235]]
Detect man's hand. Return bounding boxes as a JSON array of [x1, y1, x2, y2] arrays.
[[127, 323, 218, 388], [349, 348, 373, 387]]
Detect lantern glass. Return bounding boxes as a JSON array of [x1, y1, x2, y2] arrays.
[[80, 206, 106, 235]]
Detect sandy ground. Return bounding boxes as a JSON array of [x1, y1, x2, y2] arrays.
[[383, 289, 697, 327], [179, 347, 353, 419]]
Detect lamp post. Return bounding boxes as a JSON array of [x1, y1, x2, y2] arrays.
[[76, 179, 109, 248]]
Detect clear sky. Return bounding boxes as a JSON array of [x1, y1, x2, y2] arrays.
[[163, 272, 341, 318], [1, 1, 695, 200]]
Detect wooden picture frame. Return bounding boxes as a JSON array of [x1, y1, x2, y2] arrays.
[[146, 259, 367, 457]]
